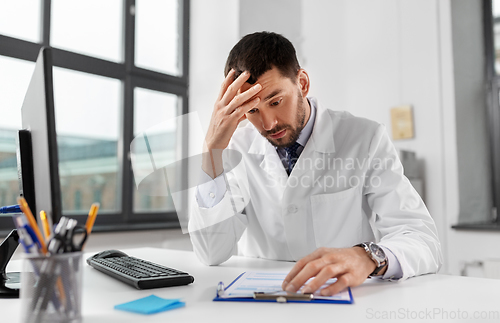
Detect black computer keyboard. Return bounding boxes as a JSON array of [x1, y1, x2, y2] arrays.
[[87, 250, 194, 289]]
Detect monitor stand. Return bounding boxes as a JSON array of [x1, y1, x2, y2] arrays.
[[0, 230, 20, 298]]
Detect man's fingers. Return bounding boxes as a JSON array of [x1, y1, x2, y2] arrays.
[[282, 258, 311, 290], [317, 274, 351, 297], [284, 257, 328, 293], [220, 71, 252, 106], [301, 264, 345, 294], [282, 248, 329, 290], [237, 113, 247, 125], [229, 97, 260, 121], [226, 84, 262, 115], [217, 69, 236, 101]]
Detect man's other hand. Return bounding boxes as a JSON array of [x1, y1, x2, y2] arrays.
[[282, 247, 379, 296]]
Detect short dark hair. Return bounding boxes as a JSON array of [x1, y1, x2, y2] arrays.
[[224, 31, 301, 84]]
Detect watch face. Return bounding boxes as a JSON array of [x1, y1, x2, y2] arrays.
[[369, 243, 386, 262]]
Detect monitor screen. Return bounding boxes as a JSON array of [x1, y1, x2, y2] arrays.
[[17, 47, 61, 224]]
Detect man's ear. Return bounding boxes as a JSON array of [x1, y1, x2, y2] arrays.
[[297, 69, 310, 97]]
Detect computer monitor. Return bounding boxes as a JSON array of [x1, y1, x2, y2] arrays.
[[16, 47, 61, 225]]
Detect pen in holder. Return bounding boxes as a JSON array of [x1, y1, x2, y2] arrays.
[[20, 252, 83, 323]]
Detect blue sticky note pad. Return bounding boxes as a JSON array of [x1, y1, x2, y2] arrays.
[[114, 295, 185, 315]]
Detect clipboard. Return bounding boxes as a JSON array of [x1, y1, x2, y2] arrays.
[[213, 272, 353, 304]]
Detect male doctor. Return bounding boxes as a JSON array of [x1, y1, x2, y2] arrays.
[[189, 32, 442, 296]]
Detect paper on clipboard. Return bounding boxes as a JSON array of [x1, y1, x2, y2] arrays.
[[219, 272, 352, 302]]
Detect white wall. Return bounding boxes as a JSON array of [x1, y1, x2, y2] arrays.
[[189, 0, 239, 137], [239, 0, 303, 61]]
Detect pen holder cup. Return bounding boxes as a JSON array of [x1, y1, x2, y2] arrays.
[[20, 252, 83, 323]]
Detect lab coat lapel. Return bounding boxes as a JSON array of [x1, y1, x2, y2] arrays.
[[288, 99, 336, 181], [247, 135, 288, 191], [308, 98, 336, 155]]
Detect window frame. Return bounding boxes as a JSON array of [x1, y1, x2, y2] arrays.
[[484, 0, 500, 226], [0, 0, 190, 233], [453, 0, 500, 230]]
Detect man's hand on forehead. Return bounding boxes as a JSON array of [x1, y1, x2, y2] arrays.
[[201, 68, 262, 178], [235, 72, 261, 106], [234, 69, 257, 84]]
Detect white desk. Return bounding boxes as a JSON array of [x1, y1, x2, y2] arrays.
[[2, 248, 500, 322]]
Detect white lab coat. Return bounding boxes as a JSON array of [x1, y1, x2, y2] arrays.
[[189, 98, 442, 280]]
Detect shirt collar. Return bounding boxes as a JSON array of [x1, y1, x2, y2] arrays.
[[296, 97, 316, 147]]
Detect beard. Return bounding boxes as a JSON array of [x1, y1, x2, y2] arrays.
[[260, 91, 307, 148]]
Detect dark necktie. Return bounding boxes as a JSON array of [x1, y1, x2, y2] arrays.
[[284, 142, 302, 175]]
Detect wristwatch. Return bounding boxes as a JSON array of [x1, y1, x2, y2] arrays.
[[355, 242, 388, 276]]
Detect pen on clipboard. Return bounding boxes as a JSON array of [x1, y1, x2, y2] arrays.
[[253, 291, 314, 301]]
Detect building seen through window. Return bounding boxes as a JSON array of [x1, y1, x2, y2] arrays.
[[0, 129, 177, 213]]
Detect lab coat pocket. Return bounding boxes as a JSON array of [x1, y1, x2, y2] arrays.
[[310, 186, 362, 248]]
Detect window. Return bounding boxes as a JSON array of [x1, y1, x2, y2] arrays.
[[74, 190, 82, 211], [54, 68, 122, 214], [132, 88, 179, 214], [0, 0, 190, 233]]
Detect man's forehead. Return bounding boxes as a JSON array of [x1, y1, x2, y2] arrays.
[[249, 67, 288, 84], [240, 68, 292, 98], [241, 83, 284, 102]]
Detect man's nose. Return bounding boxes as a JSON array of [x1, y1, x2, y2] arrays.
[[261, 112, 277, 131]]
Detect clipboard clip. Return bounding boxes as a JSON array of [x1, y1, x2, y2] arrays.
[[253, 291, 314, 303], [217, 281, 225, 297]]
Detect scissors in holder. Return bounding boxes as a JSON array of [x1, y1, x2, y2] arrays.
[[48, 217, 88, 254]]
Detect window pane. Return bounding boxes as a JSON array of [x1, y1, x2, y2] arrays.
[[132, 88, 179, 213], [0, 0, 41, 43], [0, 56, 35, 212], [51, 0, 123, 62], [52, 68, 121, 214], [135, 0, 181, 76]]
